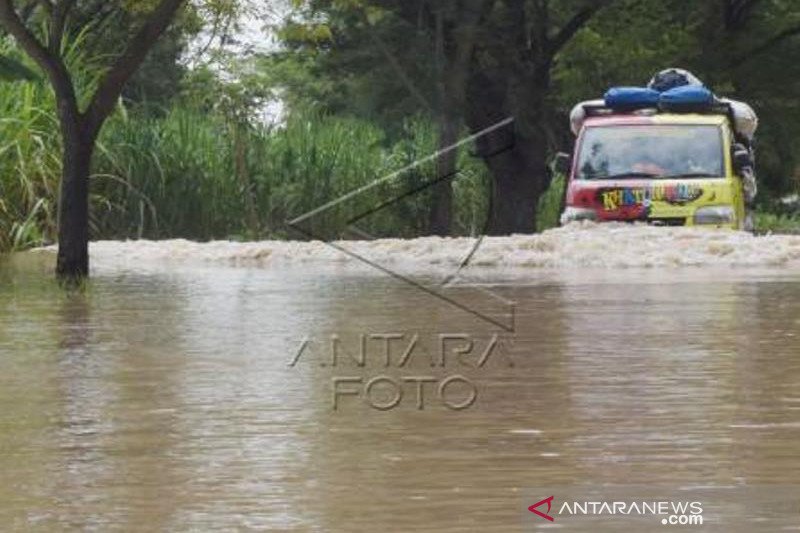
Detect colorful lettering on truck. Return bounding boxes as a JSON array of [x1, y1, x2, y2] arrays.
[[561, 114, 746, 228]]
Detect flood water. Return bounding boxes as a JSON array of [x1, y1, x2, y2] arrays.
[[2, 228, 800, 531]]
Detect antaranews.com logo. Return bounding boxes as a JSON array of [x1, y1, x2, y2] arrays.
[[528, 495, 704, 527]]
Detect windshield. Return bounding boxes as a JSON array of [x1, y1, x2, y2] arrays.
[[576, 124, 724, 180]]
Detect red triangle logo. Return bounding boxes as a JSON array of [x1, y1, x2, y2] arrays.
[[528, 496, 555, 521]]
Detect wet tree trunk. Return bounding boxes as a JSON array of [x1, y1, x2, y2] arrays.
[[459, 1, 607, 235], [466, 66, 550, 235], [56, 110, 94, 279], [483, 133, 547, 235]]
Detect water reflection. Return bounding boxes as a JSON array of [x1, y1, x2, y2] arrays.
[[0, 258, 799, 531]]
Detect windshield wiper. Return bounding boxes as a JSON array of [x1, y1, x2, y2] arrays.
[[655, 172, 719, 179], [597, 172, 660, 180]]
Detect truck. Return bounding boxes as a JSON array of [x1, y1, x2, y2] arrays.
[[558, 102, 755, 229]]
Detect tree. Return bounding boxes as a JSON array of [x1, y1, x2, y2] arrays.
[[453, 0, 613, 234], [422, 1, 485, 236], [277, 0, 614, 235], [383, 1, 486, 235], [693, 0, 800, 198], [0, 0, 186, 279], [274, 1, 466, 235]]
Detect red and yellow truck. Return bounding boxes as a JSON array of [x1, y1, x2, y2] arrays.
[[559, 106, 753, 229]]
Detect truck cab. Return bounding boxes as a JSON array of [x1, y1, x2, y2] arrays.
[[560, 111, 747, 228]]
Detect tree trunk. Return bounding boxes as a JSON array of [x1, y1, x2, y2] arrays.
[[428, 8, 454, 237], [429, 114, 458, 236], [483, 134, 547, 235], [56, 109, 94, 280], [234, 124, 260, 236], [466, 69, 551, 235]]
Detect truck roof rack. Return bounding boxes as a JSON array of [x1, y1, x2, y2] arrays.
[[582, 101, 734, 118]]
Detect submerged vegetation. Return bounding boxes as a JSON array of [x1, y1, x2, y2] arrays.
[[0, 66, 493, 251], [93, 108, 492, 242]]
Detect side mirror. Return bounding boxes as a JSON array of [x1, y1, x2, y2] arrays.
[[733, 143, 753, 172], [553, 152, 572, 175]]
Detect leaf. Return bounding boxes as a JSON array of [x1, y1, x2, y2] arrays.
[[0, 55, 38, 82]]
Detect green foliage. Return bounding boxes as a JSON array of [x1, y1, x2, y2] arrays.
[[0, 72, 492, 251], [551, 0, 800, 195], [89, 108, 491, 241], [537, 174, 566, 233], [276, 0, 800, 197], [754, 211, 800, 234], [0, 54, 37, 81], [0, 76, 60, 252], [0, 37, 39, 82], [5, 0, 800, 251], [262, 0, 439, 137], [553, 0, 697, 106]]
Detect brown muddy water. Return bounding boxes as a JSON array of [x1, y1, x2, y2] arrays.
[[1, 227, 800, 531]]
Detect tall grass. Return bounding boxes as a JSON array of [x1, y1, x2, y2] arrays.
[[1, 71, 493, 251], [0, 32, 105, 252], [536, 174, 565, 232], [0, 79, 61, 251], [0, 31, 498, 251], [90, 109, 492, 242]]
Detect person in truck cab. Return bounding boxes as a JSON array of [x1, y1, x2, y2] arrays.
[[580, 142, 610, 179]]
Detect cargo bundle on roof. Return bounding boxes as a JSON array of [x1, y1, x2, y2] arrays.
[[569, 68, 758, 143]]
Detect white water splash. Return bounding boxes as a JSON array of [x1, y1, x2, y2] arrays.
[[35, 222, 800, 271]]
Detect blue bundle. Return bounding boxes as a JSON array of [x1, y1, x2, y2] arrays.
[[658, 86, 715, 110], [604, 87, 660, 110], [604, 84, 716, 113]]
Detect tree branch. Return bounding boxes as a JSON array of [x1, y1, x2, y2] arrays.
[[0, 0, 76, 108], [19, 0, 43, 24], [724, 0, 764, 30], [547, 1, 610, 57], [0, 0, 55, 73], [734, 23, 800, 66], [532, 0, 550, 49], [49, 0, 76, 52], [85, 0, 185, 136], [445, 0, 488, 102]]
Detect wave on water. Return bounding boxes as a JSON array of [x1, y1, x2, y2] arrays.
[[34, 222, 800, 270]]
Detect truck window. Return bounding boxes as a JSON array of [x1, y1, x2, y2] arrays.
[[577, 125, 724, 180]]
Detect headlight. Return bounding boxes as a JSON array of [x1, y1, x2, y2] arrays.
[[561, 206, 597, 225], [693, 205, 735, 225]]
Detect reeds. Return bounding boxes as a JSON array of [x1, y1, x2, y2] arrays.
[[1, 76, 495, 251], [0, 33, 523, 251], [0, 78, 61, 251]]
